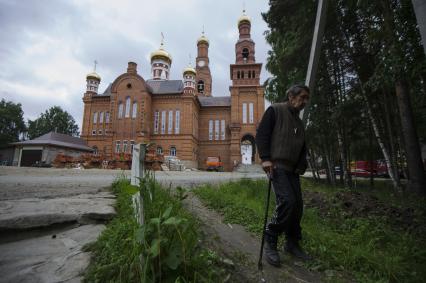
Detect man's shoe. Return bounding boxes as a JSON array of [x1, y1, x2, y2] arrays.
[[284, 240, 312, 261], [264, 234, 281, 267]]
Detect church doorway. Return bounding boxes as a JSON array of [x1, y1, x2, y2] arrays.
[[241, 134, 256, 165]]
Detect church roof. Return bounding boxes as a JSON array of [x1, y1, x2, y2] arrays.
[[146, 80, 183, 94], [13, 132, 93, 151], [101, 83, 112, 96], [198, 96, 231, 107]]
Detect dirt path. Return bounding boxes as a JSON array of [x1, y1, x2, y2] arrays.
[[183, 192, 323, 283]]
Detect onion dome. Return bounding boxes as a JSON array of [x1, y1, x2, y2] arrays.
[[150, 43, 172, 64], [86, 71, 101, 81], [197, 32, 209, 45], [238, 10, 251, 27], [183, 64, 196, 76]]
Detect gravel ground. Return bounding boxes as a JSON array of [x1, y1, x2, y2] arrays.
[[0, 166, 267, 200]]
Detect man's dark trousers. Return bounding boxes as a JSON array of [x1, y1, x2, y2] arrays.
[[266, 168, 303, 241]]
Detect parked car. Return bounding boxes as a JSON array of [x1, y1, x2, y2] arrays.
[[206, 156, 223, 172]]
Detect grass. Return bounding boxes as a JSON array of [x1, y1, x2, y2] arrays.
[[84, 175, 227, 283], [194, 177, 426, 283]]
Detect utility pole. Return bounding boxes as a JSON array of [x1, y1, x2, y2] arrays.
[[300, 0, 328, 122], [412, 0, 426, 56]]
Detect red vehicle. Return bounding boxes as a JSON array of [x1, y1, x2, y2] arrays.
[[350, 160, 388, 177]]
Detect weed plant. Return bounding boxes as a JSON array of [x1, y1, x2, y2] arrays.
[[194, 178, 426, 282], [84, 173, 226, 283]]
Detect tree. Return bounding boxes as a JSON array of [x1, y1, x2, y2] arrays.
[[28, 106, 79, 139], [0, 99, 26, 148]]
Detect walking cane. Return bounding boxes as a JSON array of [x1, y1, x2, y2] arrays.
[[258, 172, 273, 271]]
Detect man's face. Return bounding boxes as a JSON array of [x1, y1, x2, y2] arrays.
[[288, 90, 310, 110]]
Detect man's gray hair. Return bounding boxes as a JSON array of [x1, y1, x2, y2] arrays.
[[286, 84, 310, 99]]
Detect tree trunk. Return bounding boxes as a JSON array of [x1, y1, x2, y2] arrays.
[[337, 130, 352, 188], [382, 89, 401, 186], [361, 87, 400, 190], [395, 79, 426, 194]]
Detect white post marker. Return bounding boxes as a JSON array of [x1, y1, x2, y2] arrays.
[[131, 144, 146, 186]]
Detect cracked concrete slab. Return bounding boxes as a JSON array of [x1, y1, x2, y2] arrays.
[[0, 192, 116, 230], [0, 224, 105, 283]]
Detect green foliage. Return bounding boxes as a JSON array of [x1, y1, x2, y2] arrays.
[[27, 106, 79, 139], [84, 174, 226, 283], [0, 99, 26, 148], [194, 178, 426, 282]]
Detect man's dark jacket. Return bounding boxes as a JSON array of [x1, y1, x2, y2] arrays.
[[256, 102, 307, 173]]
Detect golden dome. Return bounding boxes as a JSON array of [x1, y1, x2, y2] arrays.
[[150, 43, 172, 64], [197, 33, 209, 45], [183, 65, 196, 75], [238, 10, 251, 27], [86, 71, 101, 81]]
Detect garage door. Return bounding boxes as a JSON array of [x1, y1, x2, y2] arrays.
[[20, 150, 43, 167]]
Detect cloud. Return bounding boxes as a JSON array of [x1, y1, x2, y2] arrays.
[[0, 0, 272, 130]]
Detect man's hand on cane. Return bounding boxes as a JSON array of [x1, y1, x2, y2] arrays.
[[262, 161, 273, 179]]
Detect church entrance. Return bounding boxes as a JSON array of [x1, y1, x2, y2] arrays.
[[241, 135, 256, 165]]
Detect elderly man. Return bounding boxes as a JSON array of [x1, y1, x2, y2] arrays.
[[255, 84, 311, 267]]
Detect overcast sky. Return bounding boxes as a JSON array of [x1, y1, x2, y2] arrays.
[[0, 0, 271, 130]]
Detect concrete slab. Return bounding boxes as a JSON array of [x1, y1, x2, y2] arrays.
[[0, 192, 115, 230], [0, 224, 105, 283]]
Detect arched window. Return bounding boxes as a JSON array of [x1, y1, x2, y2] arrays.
[[118, 103, 123, 118], [237, 71, 240, 79], [170, 146, 176, 156], [252, 70, 255, 78], [197, 80, 205, 93], [248, 71, 251, 78], [241, 71, 245, 79], [157, 146, 163, 154], [242, 48, 249, 61], [125, 97, 131, 118], [132, 102, 137, 119]]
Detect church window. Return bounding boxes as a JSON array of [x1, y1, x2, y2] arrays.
[[98, 129, 103, 135], [237, 71, 240, 79], [115, 141, 121, 153], [118, 103, 124, 118], [93, 112, 98, 123], [221, 120, 226, 140], [92, 130, 96, 135], [93, 146, 98, 155], [130, 140, 135, 153], [123, 140, 128, 153], [105, 112, 110, 123], [158, 70, 162, 78], [170, 146, 176, 156], [168, 110, 173, 134], [242, 48, 249, 62], [157, 146, 163, 154], [154, 111, 159, 134], [249, 103, 254, 124], [197, 80, 205, 93], [175, 110, 180, 134], [99, 112, 104, 123], [132, 102, 137, 119], [242, 103, 247, 124], [208, 120, 213, 140], [248, 71, 251, 78], [241, 71, 245, 79], [215, 120, 220, 140], [252, 70, 255, 78], [125, 97, 131, 118], [161, 111, 166, 134]]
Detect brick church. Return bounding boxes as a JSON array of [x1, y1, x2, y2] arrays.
[[81, 11, 265, 171]]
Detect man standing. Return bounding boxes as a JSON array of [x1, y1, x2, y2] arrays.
[[255, 84, 311, 267]]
